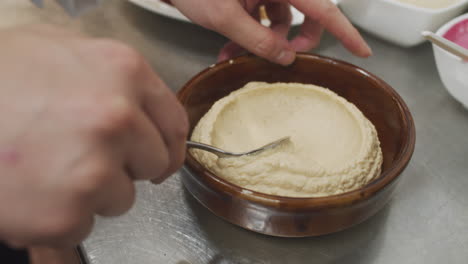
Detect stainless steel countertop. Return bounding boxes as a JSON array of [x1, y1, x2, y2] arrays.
[[2, 1, 468, 263]]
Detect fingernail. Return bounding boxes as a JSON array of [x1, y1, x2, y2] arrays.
[[363, 43, 373, 57], [276, 49, 296, 65], [151, 177, 165, 185]]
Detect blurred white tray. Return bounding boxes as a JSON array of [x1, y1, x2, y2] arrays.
[[127, 0, 309, 25]]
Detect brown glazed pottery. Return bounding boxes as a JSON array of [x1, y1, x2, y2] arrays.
[[177, 53, 416, 237]]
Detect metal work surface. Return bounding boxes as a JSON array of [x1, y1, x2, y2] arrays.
[[2, 1, 468, 263]]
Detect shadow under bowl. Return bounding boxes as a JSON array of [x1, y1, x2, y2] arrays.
[[177, 53, 416, 237]]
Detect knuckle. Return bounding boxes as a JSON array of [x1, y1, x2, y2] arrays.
[[132, 142, 170, 181], [206, 12, 229, 30], [166, 124, 189, 175], [174, 126, 189, 162], [112, 46, 144, 74], [158, 147, 171, 174], [75, 159, 112, 196], [87, 98, 135, 136], [172, 146, 187, 171], [148, 145, 171, 180], [171, 147, 186, 173], [254, 32, 280, 58], [318, 4, 339, 24], [96, 180, 135, 216], [98, 40, 144, 76], [116, 183, 136, 214], [204, 3, 233, 29], [174, 110, 189, 141]]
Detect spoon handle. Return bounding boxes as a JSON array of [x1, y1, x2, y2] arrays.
[[186, 141, 233, 157], [422, 31, 468, 61]]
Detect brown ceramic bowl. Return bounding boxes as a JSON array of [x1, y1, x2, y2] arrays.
[[178, 53, 415, 237]]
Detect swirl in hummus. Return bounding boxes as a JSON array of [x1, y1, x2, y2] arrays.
[[191, 82, 383, 198]]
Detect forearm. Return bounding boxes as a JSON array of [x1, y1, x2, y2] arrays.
[[30, 0, 102, 16]]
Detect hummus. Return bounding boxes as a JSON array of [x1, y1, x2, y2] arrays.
[[191, 82, 383, 197]]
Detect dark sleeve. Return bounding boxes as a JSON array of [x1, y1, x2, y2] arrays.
[[0, 243, 29, 264]]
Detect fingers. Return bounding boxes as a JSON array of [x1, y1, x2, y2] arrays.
[[217, 2, 294, 63], [81, 39, 188, 182], [29, 247, 80, 264], [94, 169, 135, 216], [290, 17, 323, 52], [140, 69, 189, 183], [20, 211, 95, 248], [266, 2, 293, 38], [212, 2, 295, 65], [125, 110, 170, 182], [290, 0, 372, 57], [218, 41, 245, 62]]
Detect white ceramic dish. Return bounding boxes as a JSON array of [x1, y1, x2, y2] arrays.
[[128, 0, 188, 22], [339, 0, 468, 47], [433, 13, 468, 108], [128, 0, 337, 26]]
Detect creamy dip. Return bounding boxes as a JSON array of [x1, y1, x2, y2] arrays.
[[191, 82, 383, 198], [443, 18, 468, 49], [394, 0, 461, 9]]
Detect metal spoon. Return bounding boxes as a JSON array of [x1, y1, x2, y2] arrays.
[[187, 137, 290, 158]]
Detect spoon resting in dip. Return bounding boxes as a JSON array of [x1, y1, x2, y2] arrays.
[[191, 82, 383, 198]]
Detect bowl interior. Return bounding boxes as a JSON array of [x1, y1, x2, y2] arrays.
[[178, 54, 414, 201], [435, 13, 468, 60]]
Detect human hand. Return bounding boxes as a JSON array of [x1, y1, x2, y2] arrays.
[[170, 0, 372, 65], [0, 25, 188, 248]]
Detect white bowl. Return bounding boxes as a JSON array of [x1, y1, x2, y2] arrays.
[[128, 0, 332, 26], [339, 0, 468, 47], [433, 13, 468, 108]]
